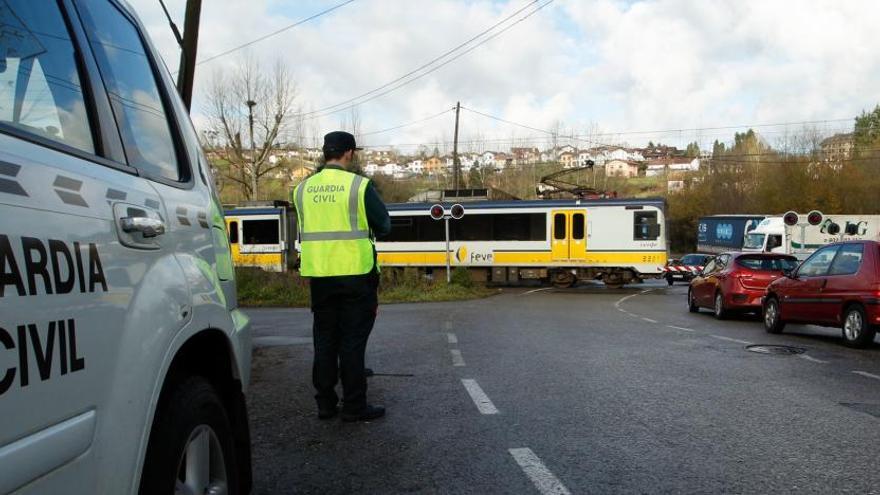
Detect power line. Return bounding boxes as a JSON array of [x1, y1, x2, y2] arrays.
[[304, 0, 554, 120], [195, 0, 355, 67], [360, 107, 456, 137]]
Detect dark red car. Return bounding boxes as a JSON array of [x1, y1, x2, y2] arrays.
[[688, 252, 799, 319], [763, 241, 880, 348]]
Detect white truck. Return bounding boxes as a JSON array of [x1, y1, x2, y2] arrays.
[[742, 212, 880, 259], [0, 1, 252, 494]]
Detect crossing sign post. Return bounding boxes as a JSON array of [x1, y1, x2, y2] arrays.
[[430, 203, 465, 283]]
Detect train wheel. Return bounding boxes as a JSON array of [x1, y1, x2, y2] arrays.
[[551, 271, 576, 289], [602, 273, 625, 289]]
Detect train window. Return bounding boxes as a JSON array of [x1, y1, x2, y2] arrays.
[[492, 214, 546, 241], [553, 214, 566, 240], [228, 221, 239, 244], [386, 217, 417, 242], [633, 211, 660, 240], [242, 219, 280, 244], [418, 216, 445, 242], [452, 215, 493, 241], [572, 213, 585, 240]]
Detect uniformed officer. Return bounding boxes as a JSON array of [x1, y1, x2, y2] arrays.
[[294, 131, 390, 422]]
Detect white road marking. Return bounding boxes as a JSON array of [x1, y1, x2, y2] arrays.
[[509, 448, 572, 495], [710, 335, 754, 345], [666, 325, 695, 332], [461, 379, 499, 414], [447, 333, 458, 344], [641, 317, 658, 324], [451, 349, 466, 366], [628, 313, 641, 318], [522, 287, 553, 295], [798, 354, 828, 364], [444, 321, 453, 331], [853, 371, 880, 381], [614, 293, 639, 309]]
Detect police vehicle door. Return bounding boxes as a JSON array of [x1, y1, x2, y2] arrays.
[[0, 1, 187, 492]]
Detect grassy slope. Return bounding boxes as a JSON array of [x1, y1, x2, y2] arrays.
[[235, 267, 496, 307]]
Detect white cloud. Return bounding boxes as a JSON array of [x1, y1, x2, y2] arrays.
[[128, 0, 879, 151]]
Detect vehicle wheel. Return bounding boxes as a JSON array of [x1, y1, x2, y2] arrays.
[[666, 275, 674, 286], [842, 305, 875, 348], [713, 292, 728, 320], [551, 271, 576, 289], [763, 297, 785, 334], [139, 376, 240, 495], [688, 289, 699, 313]]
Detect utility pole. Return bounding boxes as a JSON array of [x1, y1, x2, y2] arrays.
[[452, 101, 461, 191], [176, 0, 202, 112], [247, 100, 257, 199]]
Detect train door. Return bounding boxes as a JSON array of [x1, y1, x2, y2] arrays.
[[551, 210, 587, 261]]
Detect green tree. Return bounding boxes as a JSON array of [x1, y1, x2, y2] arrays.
[[685, 141, 701, 158], [853, 105, 880, 157]]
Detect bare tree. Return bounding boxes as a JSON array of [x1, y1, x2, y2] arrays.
[[205, 56, 297, 200]]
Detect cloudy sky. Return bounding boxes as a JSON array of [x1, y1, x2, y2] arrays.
[[129, 0, 880, 152]]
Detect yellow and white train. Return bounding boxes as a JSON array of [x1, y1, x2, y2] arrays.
[[378, 198, 668, 287], [223, 198, 669, 287]]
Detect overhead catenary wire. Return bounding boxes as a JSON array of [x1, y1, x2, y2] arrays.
[[303, 0, 555, 120], [193, 0, 356, 68], [359, 107, 456, 137]]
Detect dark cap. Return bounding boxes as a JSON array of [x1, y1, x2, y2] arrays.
[[322, 131, 362, 152]]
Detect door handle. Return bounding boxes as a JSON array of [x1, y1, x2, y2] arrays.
[[121, 217, 166, 238]]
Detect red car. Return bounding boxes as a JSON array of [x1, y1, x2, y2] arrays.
[[689, 252, 799, 319], [763, 241, 880, 348]]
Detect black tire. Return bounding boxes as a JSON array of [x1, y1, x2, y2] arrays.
[[763, 296, 785, 334], [713, 291, 728, 320], [139, 376, 241, 495], [688, 288, 699, 313], [841, 305, 876, 348]]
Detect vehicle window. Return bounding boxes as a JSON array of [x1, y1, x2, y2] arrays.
[[242, 219, 279, 245], [743, 233, 765, 250], [828, 244, 864, 276], [0, 1, 93, 152], [702, 259, 717, 274], [798, 245, 840, 277], [76, 0, 181, 181], [572, 213, 584, 240], [681, 254, 707, 266], [633, 211, 660, 240], [767, 235, 782, 251], [553, 213, 566, 240], [736, 256, 798, 271], [716, 254, 730, 270], [228, 221, 238, 244]]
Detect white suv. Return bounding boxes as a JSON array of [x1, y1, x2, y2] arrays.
[[0, 1, 252, 494]]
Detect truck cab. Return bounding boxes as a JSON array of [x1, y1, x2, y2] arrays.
[[742, 217, 786, 254]]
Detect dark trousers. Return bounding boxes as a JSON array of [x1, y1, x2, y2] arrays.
[[310, 271, 378, 413]]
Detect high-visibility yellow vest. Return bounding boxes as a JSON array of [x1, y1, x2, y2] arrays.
[[293, 168, 374, 277]]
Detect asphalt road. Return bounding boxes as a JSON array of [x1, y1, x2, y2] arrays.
[[244, 281, 880, 494]]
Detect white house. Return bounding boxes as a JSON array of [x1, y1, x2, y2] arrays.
[[480, 151, 496, 167], [577, 151, 595, 167], [408, 160, 424, 174], [645, 164, 666, 177], [364, 163, 380, 176], [381, 163, 400, 176]]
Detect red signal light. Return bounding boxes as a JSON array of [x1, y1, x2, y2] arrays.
[[450, 203, 465, 220], [807, 210, 823, 226], [430, 204, 445, 220], [783, 211, 799, 226]]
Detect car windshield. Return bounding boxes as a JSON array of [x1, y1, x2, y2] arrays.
[[743, 233, 765, 249], [736, 256, 798, 271], [680, 255, 706, 265]]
